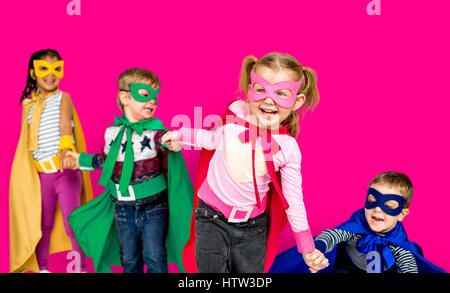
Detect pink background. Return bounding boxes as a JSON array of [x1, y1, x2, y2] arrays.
[[1, 1, 449, 273]]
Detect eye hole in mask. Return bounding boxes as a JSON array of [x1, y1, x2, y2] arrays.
[[253, 84, 293, 100], [138, 88, 151, 97], [365, 187, 406, 216], [119, 83, 159, 104]]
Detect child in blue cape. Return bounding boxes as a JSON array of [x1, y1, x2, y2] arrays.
[[270, 171, 446, 273]]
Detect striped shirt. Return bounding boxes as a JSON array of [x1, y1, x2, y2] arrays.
[[315, 229, 418, 273], [27, 91, 73, 161]]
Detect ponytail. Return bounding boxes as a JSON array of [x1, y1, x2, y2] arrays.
[[239, 55, 258, 94], [281, 111, 300, 137]]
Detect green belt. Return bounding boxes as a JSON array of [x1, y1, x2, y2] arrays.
[[108, 173, 168, 201]]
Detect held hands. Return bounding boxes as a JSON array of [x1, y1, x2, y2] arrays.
[[60, 149, 80, 172], [302, 249, 329, 273], [161, 131, 182, 152]]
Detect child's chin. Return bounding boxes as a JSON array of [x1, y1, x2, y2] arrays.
[[368, 223, 385, 233], [366, 215, 386, 232], [142, 112, 154, 119], [40, 84, 58, 92], [256, 115, 280, 129]]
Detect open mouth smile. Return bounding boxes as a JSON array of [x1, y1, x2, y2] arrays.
[[259, 106, 278, 115], [144, 107, 154, 113], [44, 78, 56, 85], [371, 215, 384, 223]]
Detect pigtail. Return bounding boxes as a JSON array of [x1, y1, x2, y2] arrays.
[[281, 111, 300, 137], [239, 55, 258, 94], [282, 66, 320, 137], [299, 66, 320, 116], [21, 53, 39, 103]]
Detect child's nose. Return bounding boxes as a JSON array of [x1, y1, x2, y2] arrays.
[[374, 206, 383, 213], [263, 97, 276, 105]]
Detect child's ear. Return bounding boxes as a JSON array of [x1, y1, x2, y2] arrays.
[[292, 93, 306, 111], [30, 69, 36, 80], [398, 208, 410, 222], [119, 92, 130, 106]]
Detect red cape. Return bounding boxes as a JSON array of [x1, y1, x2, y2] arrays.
[[182, 102, 291, 273]]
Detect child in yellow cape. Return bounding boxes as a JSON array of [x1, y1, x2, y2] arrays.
[[9, 49, 93, 273]]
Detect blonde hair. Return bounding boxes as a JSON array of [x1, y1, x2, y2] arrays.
[[239, 53, 320, 137], [370, 171, 413, 208], [116, 68, 161, 112]]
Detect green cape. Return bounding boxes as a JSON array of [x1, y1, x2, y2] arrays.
[[68, 118, 193, 273]]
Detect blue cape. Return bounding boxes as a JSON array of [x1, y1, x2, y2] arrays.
[[269, 209, 446, 273]]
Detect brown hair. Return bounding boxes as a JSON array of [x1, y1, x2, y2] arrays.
[[116, 68, 161, 112], [370, 171, 413, 208], [239, 52, 320, 137]]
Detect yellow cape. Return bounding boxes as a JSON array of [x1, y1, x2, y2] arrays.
[[9, 100, 93, 273]]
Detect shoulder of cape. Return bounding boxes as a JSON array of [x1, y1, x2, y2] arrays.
[[148, 117, 168, 130], [108, 117, 168, 130], [335, 209, 370, 233]]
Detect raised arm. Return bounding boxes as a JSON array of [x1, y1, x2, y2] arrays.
[[162, 126, 225, 151]]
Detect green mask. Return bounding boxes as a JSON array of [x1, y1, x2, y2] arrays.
[[121, 83, 159, 104]]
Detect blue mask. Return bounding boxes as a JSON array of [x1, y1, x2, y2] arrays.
[[365, 188, 406, 216]]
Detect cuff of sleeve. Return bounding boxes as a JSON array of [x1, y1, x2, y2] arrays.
[[314, 240, 327, 254], [156, 131, 170, 153], [59, 135, 76, 152], [294, 229, 315, 254], [79, 152, 95, 171]]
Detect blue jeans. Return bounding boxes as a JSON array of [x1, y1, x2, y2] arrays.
[[113, 196, 168, 273]]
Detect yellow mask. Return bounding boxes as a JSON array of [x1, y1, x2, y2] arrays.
[[33, 60, 64, 79]]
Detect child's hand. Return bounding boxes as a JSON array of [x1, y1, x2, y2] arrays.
[[161, 131, 182, 152], [60, 150, 80, 172], [302, 249, 329, 273]]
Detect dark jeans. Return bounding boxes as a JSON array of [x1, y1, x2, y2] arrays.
[[113, 194, 168, 273], [195, 199, 267, 273]]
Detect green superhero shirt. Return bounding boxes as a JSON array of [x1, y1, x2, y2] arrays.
[[68, 115, 194, 272]]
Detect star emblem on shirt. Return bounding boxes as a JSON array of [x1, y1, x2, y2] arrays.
[[140, 136, 152, 152], [121, 141, 134, 154]]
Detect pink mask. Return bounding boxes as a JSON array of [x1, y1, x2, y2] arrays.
[[249, 71, 302, 108]]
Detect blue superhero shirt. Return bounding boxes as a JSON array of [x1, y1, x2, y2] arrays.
[[269, 209, 446, 273]]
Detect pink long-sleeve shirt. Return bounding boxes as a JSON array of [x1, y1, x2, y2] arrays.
[[178, 100, 314, 253]]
